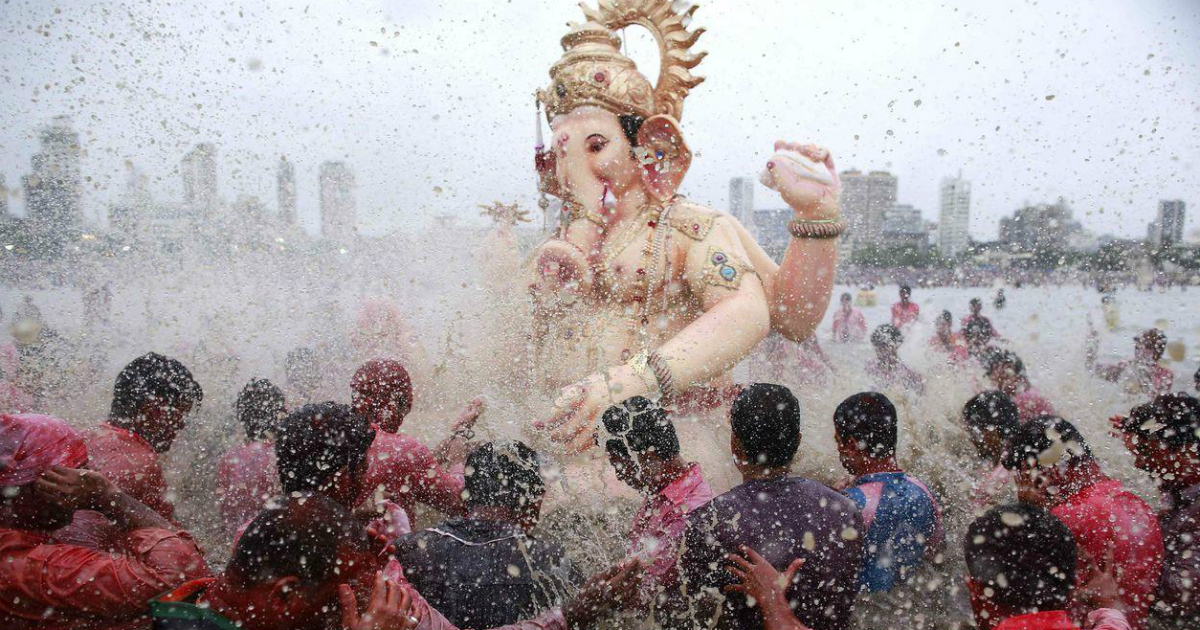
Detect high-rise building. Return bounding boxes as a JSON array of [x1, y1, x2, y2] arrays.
[[0, 174, 8, 218], [729, 177, 755, 232], [881, 204, 928, 249], [22, 116, 83, 249], [277, 156, 297, 225], [839, 169, 896, 251], [999, 199, 1082, 252], [1148, 200, 1186, 248], [937, 174, 971, 256], [319, 161, 356, 241], [181, 143, 218, 216]]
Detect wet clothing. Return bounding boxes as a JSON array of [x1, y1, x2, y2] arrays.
[[677, 476, 864, 630], [1156, 482, 1200, 623], [929, 332, 969, 362], [215, 441, 279, 538], [628, 463, 713, 598], [1048, 469, 1163, 630], [991, 609, 1132, 630], [1, 526, 209, 630], [151, 579, 236, 630], [970, 463, 1014, 511], [394, 517, 578, 628], [891, 301, 920, 329], [1012, 387, 1057, 422], [831, 308, 867, 343], [0, 412, 88, 485], [358, 428, 465, 524], [843, 471, 943, 592], [86, 424, 175, 520]]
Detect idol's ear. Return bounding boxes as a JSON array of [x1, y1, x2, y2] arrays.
[[635, 115, 691, 201]]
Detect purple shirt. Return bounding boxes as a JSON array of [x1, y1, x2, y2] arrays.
[[676, 476, 864, 630]]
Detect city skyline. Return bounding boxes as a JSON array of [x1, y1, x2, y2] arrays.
[[1, 0, 1196, 241]]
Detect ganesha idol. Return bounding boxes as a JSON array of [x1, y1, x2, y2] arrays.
[[495, 0, 844, 479]]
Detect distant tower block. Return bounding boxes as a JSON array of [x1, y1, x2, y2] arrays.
[[729, 176, 755, 235], [278, 156, 297, 225], [319, 161, 356, 242], [937, 173, 971, 257], [181, 143, 218, 216], [23, 116, 84, 249]]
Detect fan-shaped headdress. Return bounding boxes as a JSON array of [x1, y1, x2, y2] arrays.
[[537, 0, 706, 123]]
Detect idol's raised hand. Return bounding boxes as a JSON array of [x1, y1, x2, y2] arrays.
[[760, 141, 841, 221]]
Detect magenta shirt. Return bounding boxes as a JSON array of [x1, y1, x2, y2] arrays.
[[216, 441, 280, 538], [629, 463, 713, 587]]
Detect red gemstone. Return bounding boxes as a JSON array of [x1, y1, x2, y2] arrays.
[[594, 72, 605, 82], [647, 220, 657, 228], [636, 268, 646, 275], [692, 223, 699, 231]]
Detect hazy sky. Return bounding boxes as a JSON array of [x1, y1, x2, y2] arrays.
[[1, 0, 1197, 239]]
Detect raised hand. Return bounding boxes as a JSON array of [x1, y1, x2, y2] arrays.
[[760, 141, 840, 221], [563, 558, 644, 626], [33, 466, 117, 512], [725, 546, 810, 630], [339, 571, 416, 630]]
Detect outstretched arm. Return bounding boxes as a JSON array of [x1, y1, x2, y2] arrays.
[[733, 142, 840, 343]]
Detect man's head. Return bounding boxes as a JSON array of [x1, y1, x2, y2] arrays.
[[840, 292, 852, 310], [1134, 328, 1167, 362], [1002, 416, 1094, 506], [600, 396, 682, 493], [899, 285, 912, 302], [108, 352, 203, 453], [871, 324, 902, 359], [985, 350, 1026, 395], [963, 391, 1021, 463], [463, 441, 545, 531], [729, 383, 801, 476], [965, 503, 1076, 627], [219, 494, 367, 630], [0, 413, 88, 531], [1117, 394, 1200, 491], [937, 310, 953, 335], [275, 402, 375, 507], [350, 359, 414, 433], [970, 298, 982, 315], [236, 378, 286, 442], [963, 317, 995, 354], [833, 392, 898, 474]]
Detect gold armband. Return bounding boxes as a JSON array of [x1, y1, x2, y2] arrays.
[[789, 218, 844, 239]]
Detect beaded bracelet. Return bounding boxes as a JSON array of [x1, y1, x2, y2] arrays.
[[647, 350, 675, 397], [789, 218, 844, 239]]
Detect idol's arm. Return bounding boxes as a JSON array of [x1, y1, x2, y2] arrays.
[[732, 220, 838, 343]]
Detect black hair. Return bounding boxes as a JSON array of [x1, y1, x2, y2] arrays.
[[965, 503, 1077, 611], [1002, 415, 1093, 472], [235, 378, 286, 442], [986, 350, 1026, 377], [463, 441, 544, 511], [833, 392, 898, 458], [228, 494, 362, 586], [840, 292, 853, 301], [600, 396, 681, 460], [618, 113, 646, 147], [730, 383, 802, 468], [275, 402, 375, 493], [970, 298, 982, 307], [109, 352, 203, 420], [1122, 393, 1200, 448], [900, 284, 912, 295], [963, 391, 1021, 441], [871, 324, 903, 349], [938, 310, 953, 324]]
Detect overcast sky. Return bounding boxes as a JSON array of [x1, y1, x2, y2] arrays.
[[1, 0, 1197, 240]]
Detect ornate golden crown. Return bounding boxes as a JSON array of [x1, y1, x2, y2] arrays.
[[537, 0, 706, 123]]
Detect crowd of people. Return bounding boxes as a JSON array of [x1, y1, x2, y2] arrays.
[[3, 285, 1200, 630]]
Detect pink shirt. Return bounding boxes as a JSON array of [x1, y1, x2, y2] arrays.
[[831, 308, 867, 343], [891, 301, 920, 329], [358, 429, 466, 523], [1012, 387, 1057, 422], [216, 441, 280, 538], [1051, 475, 1164, 630], [628, 463, 713, 591]]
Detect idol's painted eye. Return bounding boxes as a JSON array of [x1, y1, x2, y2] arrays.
[[586, 134, 608, 153]]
